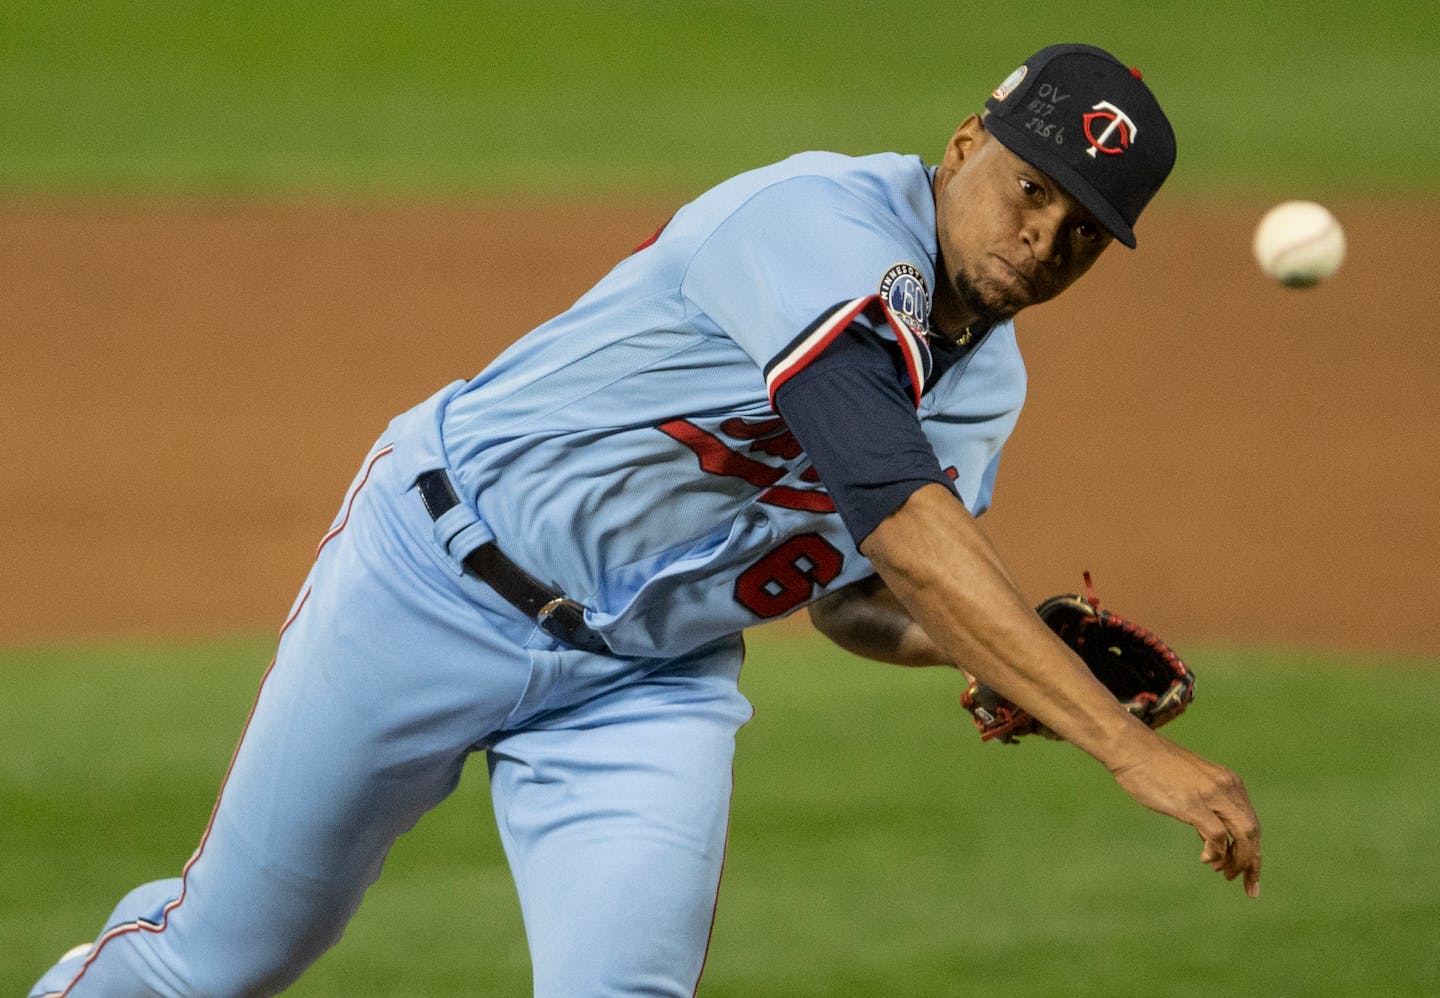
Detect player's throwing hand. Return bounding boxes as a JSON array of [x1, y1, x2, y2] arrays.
[[32, 42, 1254, 998], [1108, 736, 1262, 897]]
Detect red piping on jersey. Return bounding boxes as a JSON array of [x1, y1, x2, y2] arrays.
[[48, 446, 395, 997], [632, 215, 673, 253], [876, 303, 926, 408], [765, 295, 928, 410], [764, 295, 875, 409]]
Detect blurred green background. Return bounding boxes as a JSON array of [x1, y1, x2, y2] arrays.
[[8, 635, 1440, 995], [2, 0, 1435, 197], [4, 2, 1438, 995]]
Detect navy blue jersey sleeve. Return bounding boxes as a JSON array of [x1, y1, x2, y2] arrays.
[[772, 321, 958, 545]]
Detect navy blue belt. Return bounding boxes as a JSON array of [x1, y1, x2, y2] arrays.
[[416, 469, 608, 654]]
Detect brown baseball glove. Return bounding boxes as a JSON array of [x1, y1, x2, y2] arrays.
[[961, 573, 1196, 744]]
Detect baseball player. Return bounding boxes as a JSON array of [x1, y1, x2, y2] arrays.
[[33, 43, 1260, 998]]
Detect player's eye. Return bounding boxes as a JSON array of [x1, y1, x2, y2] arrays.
[[1075, 221, 1104, 244], [1018, 178, 1042, 199]]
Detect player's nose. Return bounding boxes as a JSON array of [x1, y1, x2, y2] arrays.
[[1021, 209, 1065, 266]]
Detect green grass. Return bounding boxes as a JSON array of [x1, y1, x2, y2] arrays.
[[1, 1, 1436, 197], [5, 631, 1438, 996]]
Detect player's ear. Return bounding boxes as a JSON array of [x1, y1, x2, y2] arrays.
[[941, 114, 987, 170]]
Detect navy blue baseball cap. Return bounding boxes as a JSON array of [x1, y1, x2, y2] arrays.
[[983, 44, 1176, 248]]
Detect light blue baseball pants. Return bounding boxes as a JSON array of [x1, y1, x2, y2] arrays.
[[32, 439, 753, 997]]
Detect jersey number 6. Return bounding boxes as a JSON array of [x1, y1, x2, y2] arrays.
[[734, 532, 844, 618]]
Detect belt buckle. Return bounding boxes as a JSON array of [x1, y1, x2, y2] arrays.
[[536, 597, 608, 654]]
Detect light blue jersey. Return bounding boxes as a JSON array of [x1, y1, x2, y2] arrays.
[[35, 150, 1028, 998], [390, 151, 1026, 658]]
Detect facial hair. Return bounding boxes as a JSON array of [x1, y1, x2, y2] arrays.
[[952, 267, 1012, 328]]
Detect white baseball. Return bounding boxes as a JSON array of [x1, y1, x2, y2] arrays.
[[1252, 200, 1345, 288]]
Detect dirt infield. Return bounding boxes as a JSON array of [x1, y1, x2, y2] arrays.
[[3, 198, 1435, 655]]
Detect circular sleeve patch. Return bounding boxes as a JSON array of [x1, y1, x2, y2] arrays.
[[878, 263, 931, 337]]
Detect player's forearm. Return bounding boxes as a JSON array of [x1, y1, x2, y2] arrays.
[[859, 484, 1156, 769], [808, 575, 952, 666]]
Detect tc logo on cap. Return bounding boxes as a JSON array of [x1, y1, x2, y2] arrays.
[[1083, 101, 1138, 158], [981, 44, 1177, 247]]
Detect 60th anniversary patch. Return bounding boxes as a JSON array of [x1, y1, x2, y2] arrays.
[[878, 263, 930, 337]]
